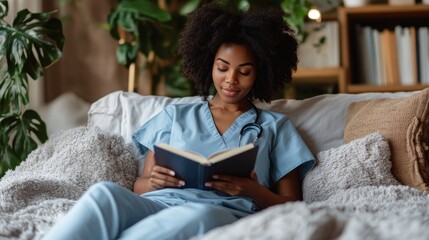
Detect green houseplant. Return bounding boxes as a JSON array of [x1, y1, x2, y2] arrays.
[[108, 0, 310, 97], [0, 1, 64, 177]]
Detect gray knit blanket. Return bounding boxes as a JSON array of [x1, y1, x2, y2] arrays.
[[0, 127, 138, 240], [200, 185, 429, 240], [2, 129, 429, 240]]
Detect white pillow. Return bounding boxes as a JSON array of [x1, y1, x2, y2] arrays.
[[88, 90, 415, 155], [302, 132, 401, 203], [87, 91, 202, 145]]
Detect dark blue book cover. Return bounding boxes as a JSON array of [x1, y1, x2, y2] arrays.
[[154, 144, 258, 190]]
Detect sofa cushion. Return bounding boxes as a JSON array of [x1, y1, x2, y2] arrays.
[[303, 132, 400, 203], [344, 88, 429, 192]]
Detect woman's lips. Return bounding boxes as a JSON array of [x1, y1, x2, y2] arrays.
[[222, 87, 239, 97]]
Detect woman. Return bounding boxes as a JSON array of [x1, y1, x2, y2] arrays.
[[43, 3, 315, 240]]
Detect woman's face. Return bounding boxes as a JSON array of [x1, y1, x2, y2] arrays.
[[212, 43, 257, 105]]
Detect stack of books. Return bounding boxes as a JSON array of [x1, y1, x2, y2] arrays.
[[356, 25, 429, 86]]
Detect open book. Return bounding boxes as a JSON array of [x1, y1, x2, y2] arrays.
[[154, 143, 258, 190]]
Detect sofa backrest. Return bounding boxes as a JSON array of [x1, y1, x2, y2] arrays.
[[88, 90, 415, 155]]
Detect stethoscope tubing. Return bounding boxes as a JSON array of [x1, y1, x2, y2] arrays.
[[208, 100, 263, 147], [238, 102, 262, 146]]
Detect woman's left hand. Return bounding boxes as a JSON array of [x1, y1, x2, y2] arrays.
[[205, 171, 264, 197]]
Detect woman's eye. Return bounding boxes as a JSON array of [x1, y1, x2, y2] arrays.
[[217, 68, 227, 72], [239, 71, 251, 76]]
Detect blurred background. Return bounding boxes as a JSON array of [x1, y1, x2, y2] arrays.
[[5, 0, 426, 136], [5, 1, 126, 135]]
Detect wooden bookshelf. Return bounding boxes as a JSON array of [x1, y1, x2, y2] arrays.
[[285, 67, 345, 98], [338, 4, 429, 93], [293, 67, 346, 91]]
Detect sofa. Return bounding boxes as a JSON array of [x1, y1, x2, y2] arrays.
[[0, 88, 428, 239]]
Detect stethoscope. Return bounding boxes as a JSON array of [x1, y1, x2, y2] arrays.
[[238, 102, 263, 146]]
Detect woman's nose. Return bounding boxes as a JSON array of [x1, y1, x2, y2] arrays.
[[225, 71, 238, 84]]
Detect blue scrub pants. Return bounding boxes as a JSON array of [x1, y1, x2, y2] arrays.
[[42, 182, 238, 240]]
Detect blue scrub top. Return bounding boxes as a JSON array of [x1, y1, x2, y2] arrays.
[[132, 102, 315, 216]]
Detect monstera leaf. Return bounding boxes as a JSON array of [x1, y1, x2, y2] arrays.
[[0, 5, 64, 111], [0, 110, 48, 177], [0, 1, 64, 177], [0, 9, 64, 80], [0, 70, 28, 115]]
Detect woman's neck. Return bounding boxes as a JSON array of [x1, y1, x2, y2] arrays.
[[209, 95, 252, 113]]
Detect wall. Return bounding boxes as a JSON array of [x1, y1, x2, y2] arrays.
[[42, 0, 129, 103]]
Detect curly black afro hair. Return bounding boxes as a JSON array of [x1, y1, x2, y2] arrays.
[[178, 3, 298, 103]]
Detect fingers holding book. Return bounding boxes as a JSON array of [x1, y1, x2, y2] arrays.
[[204, 172, 260, 197], [150, 165, 186, 189]]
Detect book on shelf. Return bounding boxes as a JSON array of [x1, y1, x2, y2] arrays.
[[357, 25, 377, 85], [399, 27, 419, 85], [410, 27, 419, 85], [395, 26, 407, 84], [380, 29, 400, 85], [372, 28, 383, 85], [379, 29, 391, 85], [356, 25, 425, 86], [154, 143, 258, 190], [418, 27, 429, 84]]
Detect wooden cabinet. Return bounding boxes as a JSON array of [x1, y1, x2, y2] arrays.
[[338, 4, 429, 93]]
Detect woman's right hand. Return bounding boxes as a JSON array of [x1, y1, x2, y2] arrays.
[[149, 165, 185, 189], [134, 150, 184, 194]]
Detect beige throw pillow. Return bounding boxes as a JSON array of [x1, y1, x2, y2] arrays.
[[344, 88, 429, 192]]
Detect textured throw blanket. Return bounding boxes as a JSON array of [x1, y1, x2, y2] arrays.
[[199, 185, 429, 240], [198, 133, 429, 240], [2, 128, 429, 240], [0, 127, 138, 240]]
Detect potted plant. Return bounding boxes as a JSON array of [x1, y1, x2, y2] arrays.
[[108, 0, 310, 97], [0, 0, 64, 177]]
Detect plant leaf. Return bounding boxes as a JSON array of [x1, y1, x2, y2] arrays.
[[179, 0, 201, 15], [0, 144, 21, 178], [0, 9, 64, 80], [108, 0, 171, 66], [1, 110, 47, 162], [116, 42, 139, 67], [281, 0, 310, 34], [108, 0, 171, 38], [0, 113, 21, 177], [0, 72, 29, 114], [118, 0, 171, 22], [0, 0, 8, 20]]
